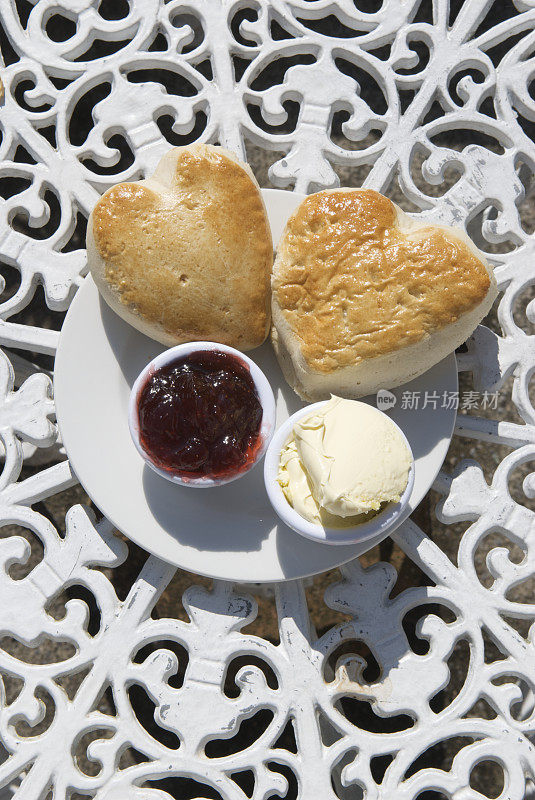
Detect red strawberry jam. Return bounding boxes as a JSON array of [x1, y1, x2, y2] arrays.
[[136, 350, 263, 480]]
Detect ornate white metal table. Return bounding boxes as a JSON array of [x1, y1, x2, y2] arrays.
[[1, 1, 535, 797]]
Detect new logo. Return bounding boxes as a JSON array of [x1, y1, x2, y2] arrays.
[[376, 389, 397, 411]]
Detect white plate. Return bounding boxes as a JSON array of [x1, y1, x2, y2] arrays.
[[54, 189, 457, 583]]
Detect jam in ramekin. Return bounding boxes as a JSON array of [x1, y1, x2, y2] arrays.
[[136, 350, 264, 481]]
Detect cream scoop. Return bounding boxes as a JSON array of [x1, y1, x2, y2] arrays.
[[277, 396, 411, 526], [277, 436, 370, 528]]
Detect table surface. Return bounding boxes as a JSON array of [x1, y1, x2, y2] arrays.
[[0, 1, 534, 798]]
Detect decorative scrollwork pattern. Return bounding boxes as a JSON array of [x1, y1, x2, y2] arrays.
[[0, 0, 535, 797]]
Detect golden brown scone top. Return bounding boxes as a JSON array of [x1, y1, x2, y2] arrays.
[[92, 147, 272, 349], [273, 190, 491, 373]]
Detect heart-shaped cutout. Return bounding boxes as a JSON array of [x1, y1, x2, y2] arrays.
[[88, 145, 272, 350], [272, 189, 497, 399]]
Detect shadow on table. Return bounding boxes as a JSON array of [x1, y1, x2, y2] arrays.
[[143, 456, 363, 573], [100, 294, 162, 387], [142, 462, 272, 554]]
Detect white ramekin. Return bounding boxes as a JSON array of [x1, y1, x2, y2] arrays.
[[263, 401, 415, 545], [129, 342, 276, 488]]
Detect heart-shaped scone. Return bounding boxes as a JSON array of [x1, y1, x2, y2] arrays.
[[87, 144, 272, 350], [272, 189, 497, 400]]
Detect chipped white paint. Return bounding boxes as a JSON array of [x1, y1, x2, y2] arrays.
[[0, 0, 534, 797]]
